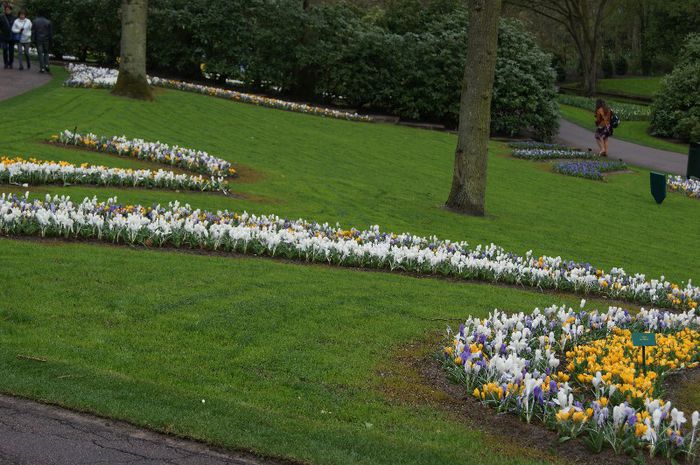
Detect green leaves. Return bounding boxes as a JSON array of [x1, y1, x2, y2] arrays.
[[650, 34, 700, 143]]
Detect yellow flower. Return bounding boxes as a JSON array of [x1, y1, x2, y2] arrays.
[[635, 422, 647, 437]]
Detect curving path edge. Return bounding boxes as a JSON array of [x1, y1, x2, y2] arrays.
[[0, 68, 52, 102], [0, 394, 288, 465], [556, 117, 688, 175]]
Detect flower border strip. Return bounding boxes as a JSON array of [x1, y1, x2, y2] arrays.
[[512, 148, 600, 160], [51, 130, 236, 178], [668, 176, 700, 200], [64, 64, 372, 123], [552, 160, 628, 181], [0, 156, 228, 193], [0, 194, 697, 311]]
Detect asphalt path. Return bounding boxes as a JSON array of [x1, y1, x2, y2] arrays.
[[0, 66, 51, 101], [0, 394, 285, 465], [556, 118, 688, 175]]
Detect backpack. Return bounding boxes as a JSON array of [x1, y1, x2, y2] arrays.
[[610, 111, 620, 129]]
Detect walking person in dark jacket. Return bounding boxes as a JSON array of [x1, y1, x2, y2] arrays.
[[32, 10, 51, 73], [1, 3, 15, 69]]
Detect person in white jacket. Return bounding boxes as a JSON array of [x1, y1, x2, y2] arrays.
[[11, 8, 31, 70]]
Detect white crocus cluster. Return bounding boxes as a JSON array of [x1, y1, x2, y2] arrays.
[[448, 303, 700, 458], [0, 157, 227, 193], [668, 176, 700, 200], [511, 148, 599, 160], [53, 129, 234, 177], [0, 194, 698, 310], [64, 64, 372, 122]]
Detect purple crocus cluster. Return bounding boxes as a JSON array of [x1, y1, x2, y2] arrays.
[[553, 160, 628, 180]]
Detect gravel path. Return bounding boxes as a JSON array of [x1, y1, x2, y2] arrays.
[[556, 118, 688, 175], [0, 394, 288, 465]]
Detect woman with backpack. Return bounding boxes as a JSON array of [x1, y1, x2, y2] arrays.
[[11, 7, 31, 70], [594, 99, 613, 157]]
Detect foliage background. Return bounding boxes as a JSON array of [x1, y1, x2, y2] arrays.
[[650, 34, 700, 143], [24, 0, 558, 139]]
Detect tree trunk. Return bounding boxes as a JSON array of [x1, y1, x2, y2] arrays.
[[582, 45, 598, 95], [112, 0, 153, 100], [445, 0, 502, 216]]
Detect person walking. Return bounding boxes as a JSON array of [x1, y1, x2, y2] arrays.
[[11, 7, 31, 71], [32, 10, 51, 73], [1, 3, 15, 69], [594, 99, 612, 157]]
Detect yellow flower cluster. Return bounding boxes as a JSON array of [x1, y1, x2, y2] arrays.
[[556, 407, 593, 423], [567, 328, 699, 401]]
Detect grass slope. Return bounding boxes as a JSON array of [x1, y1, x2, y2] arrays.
[[562, 77, 662, 101], [0, 70, 698, 464], [597, 77, 662, 100], [559, 103, 689, 154], [2, 238, 581, 465]]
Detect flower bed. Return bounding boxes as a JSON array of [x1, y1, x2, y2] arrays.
[[0, 156, 228, 192], [64, 64, 372, 123], [668, 176, 700, 200], [553, 160, 628, 180], [512, 148, 598, 160], [0, 194, 697, 311], [557, 95, 651, 121], [50, 130, 235, 178], [444, 303, 700, 459], [508, 141, 574, 151]]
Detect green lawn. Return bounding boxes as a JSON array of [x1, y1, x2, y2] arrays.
[[559, 103, 689, 154], [597, 77, 663, 100], [1, 70, 699, 465], [562, 77, 663, 101]]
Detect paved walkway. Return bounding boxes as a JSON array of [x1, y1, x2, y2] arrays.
[[0, 394, 283, 465], [556, 118, 688, 175], [0, 67, 52, 101]]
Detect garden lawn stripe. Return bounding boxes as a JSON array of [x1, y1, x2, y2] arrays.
[[1, 237, 580, 465]]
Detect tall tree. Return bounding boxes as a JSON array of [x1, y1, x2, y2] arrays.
[[445, 0, 502, 216], [509, 0, 615, 95], [112, 0, 154, 100]]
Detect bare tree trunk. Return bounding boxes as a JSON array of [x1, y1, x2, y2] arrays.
[[510, 0, 615, 96], [112, 0, 153, 100], [445, 0, 502, 216], [582, 43, 598, 95]]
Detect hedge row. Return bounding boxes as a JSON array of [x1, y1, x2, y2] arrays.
[[26, 0, 558, 139]]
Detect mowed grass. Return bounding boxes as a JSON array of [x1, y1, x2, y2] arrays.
[[559, 103, 689, 154], [597, 77, 663, 100], [2, 238, 588, 465], [562, 77, 662, 100], [0, 71, 698, 464], [1, 70, 698, 281]]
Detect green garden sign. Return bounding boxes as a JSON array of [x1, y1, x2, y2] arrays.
[[632, 332, 657, 375], [632, 332, 657, 346], [650, 172, 667, 204]]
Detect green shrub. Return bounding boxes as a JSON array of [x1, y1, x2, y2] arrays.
[[602, 54, 614, 78], [615, 56, 628, 76], [491, 20, 558, 140], [26, 0, 558, 138], [24, 0, 120, 63], [552, 55, 567, 82], [650, 34, 700, 143]]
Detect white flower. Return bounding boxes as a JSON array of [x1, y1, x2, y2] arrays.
[[592, 371, 603, 389], [671, 408, 687, 429]]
